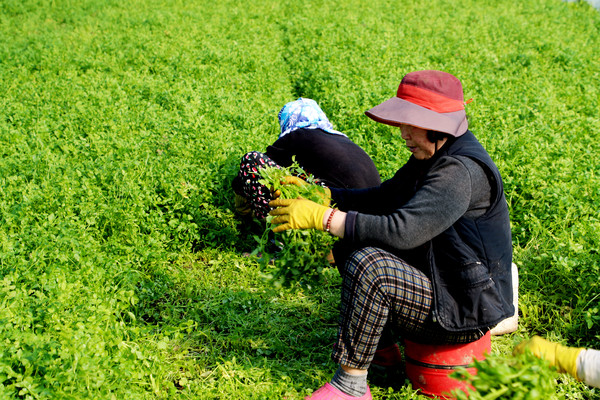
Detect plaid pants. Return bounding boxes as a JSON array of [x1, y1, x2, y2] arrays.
[[332, 247, 485, 369]]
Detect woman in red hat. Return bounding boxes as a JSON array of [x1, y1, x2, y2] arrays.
[[269, 70, 514, 400]]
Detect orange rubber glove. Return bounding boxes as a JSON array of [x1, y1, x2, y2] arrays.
[[514, 336, 584, 378], [268, 198, 329, 233], [278, 176, 331, 206]]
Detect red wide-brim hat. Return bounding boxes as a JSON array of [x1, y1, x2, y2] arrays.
[[365, 70, 468, 137]]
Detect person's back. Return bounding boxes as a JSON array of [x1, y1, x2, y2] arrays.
[[267, 128, 381, 189]]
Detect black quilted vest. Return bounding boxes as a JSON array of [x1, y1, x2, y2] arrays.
[[417, 130, 514, 331]]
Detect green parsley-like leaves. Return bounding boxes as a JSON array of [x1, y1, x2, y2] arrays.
[[254, 162, 337, 288]]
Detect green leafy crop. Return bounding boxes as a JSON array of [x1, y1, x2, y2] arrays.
[[253, 162, 337, 288], [451, 351, 563, 400], [1, 0, 600, 397]]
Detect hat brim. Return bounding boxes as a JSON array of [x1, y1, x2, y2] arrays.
[[365, 96, 468, 137]]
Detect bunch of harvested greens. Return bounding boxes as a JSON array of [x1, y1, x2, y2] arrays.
[[253, 162, 337, 288]]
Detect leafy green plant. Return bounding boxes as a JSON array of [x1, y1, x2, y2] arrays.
[[451, 351, 563, 400], [1, 0, 600, 398], [254, 162, 337, 288]]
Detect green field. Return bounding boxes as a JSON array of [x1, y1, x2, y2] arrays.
[[1, 0, 599, 398]]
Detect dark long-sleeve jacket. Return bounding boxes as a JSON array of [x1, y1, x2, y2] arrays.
[[266, 128, 381, 189], [330, 131, 514, 332]]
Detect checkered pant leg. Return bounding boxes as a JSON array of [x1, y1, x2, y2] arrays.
[[331, 247, 487, 369], [332, 247, 433, 369], [236, 151, 281, 219]]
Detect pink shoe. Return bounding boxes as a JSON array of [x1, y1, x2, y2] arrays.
[[304, 383, 372, 400]]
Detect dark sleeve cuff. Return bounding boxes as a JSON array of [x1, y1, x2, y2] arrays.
[[344, 211, 358, 242]]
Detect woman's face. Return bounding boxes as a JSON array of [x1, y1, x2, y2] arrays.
[[399, 125, 444, 160]]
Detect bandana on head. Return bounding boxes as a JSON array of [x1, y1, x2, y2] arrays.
[[277, 98, 347, 139]]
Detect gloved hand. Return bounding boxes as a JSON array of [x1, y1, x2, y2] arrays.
[[234, 194, 252, 216], [268, 198, 329, 233], [277, 176, 331, 206], [513, 335, 584, 378]]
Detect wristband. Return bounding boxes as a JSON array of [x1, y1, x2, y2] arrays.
[[326, 209, 337, 232]]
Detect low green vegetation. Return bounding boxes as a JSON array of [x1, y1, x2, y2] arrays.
[[0, 0, 599, 398], [452, 352, 563, 400]]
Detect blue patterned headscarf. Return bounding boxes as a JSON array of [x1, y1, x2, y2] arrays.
[[277, 98, 347, 139]]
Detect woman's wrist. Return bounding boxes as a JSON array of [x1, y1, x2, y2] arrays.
[[322, 208, 346, 238], [325, 209, 337, 232]]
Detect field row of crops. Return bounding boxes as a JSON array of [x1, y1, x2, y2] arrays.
[[1, 0, 599, 398]]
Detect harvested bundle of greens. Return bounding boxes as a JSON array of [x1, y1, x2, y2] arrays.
[[253, 162, 337, 288], [451, 351, 563, 400]]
